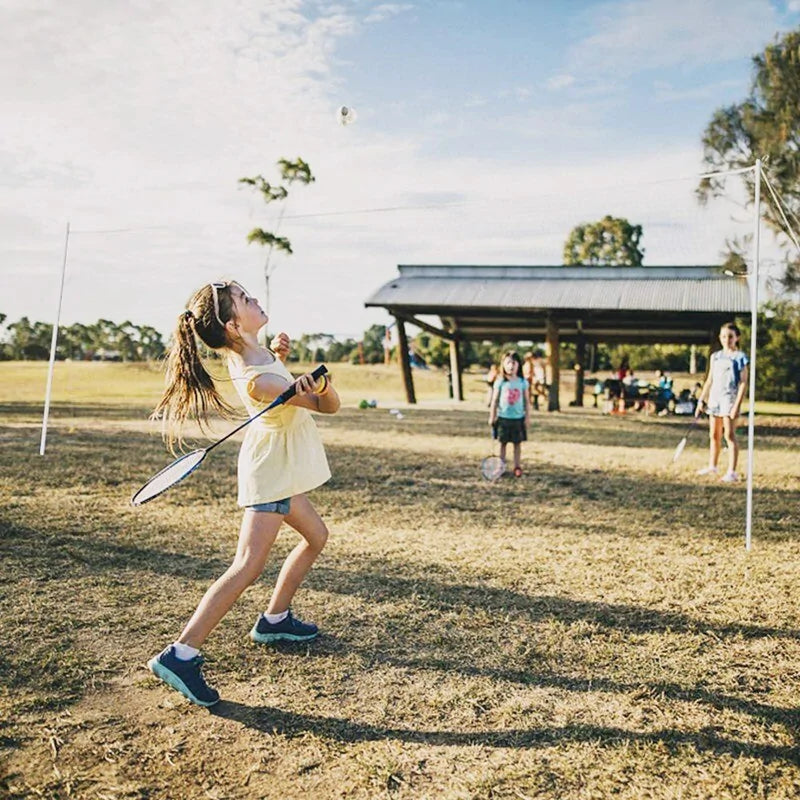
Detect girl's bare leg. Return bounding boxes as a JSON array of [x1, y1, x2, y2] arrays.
[[178, 510, 282, 648], [723, 416, 739, 473], [499, 442, 508, 463], [266, 494, 329, 615], [513, 442, 522, 470], [708, 416, 722, 467]]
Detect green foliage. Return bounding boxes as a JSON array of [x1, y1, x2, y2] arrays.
[[245, 229, 292, 253], [697, 28, 800, 290], [563, 215, 645, 267], [240, 158, 316, 313], [720, 238, 749, 275], [277, 157, 315, 185], [596, 343, 704, 374], [740, 300, 800, 402], [0, 316, 165, 361], [237, 177, 288, 203], [412, 332, 449, 367], [362, 324, 388, 363]]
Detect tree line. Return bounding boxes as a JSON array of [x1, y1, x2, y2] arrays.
[[0, 314, 165, 361], [2, 305, 798, 401]]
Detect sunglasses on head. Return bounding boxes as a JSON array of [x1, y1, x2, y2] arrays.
[[209, 281, 251, 327]]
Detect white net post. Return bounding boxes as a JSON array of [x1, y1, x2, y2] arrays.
[[39, 221, 70, 456], [744, 160, 761, 551]]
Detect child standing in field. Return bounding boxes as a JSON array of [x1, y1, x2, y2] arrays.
[[489, 350, 530, 477], [695, 322, 748, 483], [147, 280, 340, 706]]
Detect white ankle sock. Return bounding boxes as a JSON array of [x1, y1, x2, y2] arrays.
[[264, 610, 289, 624], [172, 642, 200, 660]]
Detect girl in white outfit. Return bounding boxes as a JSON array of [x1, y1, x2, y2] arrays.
[[695, 323, 749, 483]]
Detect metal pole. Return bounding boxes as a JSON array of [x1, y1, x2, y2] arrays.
[[745, 161, 761, 551], [40, 222, 71, 455]]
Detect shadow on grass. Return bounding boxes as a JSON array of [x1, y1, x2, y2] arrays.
[[327, 406, 799, 448], [307, 561, 800, 642], [4, 519, 799, 740], [322, 441, 797, 542], [310, 638, 800, 734], [3, 521, 798, 644], [0, 401, 154, 421], [210, 701, 800, 765], [3, 417, 796, 540]]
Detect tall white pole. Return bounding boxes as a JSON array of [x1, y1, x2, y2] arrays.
[[39, 222, 70, 456], [745, 161, 761, 551]]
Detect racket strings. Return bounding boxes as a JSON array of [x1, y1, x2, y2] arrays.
[[132, 450, 207, 505]]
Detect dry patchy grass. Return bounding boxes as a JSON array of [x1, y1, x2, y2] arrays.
[[1, 363, 799, 799]]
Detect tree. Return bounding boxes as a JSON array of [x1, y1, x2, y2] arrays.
[[563, 215, 644, 266], [6, 317, 51, 360], [740, 300, 800, 402], [239, 158, 315, 319], [361, 324, 388, 364], [697, 28, 800, 290], [327, 337, 357, 362]]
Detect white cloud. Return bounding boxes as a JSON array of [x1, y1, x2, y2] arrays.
[[0, 0, 784, 341], [788, 0, 800, 12], [364, 3, 414, 24], [545, 74, 576, 91], [653, 78, 745, 103], [568, 0, 780, 78], [498, 86, 533, 102], [464, 94, 488, 108]]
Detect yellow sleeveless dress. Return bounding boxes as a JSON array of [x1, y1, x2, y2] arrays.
[[228, 358, 331, 506]]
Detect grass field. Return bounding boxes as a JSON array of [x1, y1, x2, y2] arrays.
[[2, 361, 799, 799]]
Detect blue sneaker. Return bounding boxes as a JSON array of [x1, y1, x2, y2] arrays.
[[147, 646, 220, 707], [250, 610, 319, 643]]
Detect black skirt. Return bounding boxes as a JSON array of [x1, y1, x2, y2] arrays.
[[496, 417, 526, 444]]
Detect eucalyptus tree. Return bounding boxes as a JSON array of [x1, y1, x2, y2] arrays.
[[239, 158, 315, 319], [697, 28, 800, 289]]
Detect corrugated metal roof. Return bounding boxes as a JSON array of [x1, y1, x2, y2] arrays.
[[365, 265, 750, 314]]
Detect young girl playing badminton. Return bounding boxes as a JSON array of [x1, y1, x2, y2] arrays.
[[488, 350, 530, 477], [695, 322, 748, 483], [147, 280, 340, 706]]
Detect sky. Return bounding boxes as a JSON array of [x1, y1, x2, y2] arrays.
[[3, 0, 800, 341]]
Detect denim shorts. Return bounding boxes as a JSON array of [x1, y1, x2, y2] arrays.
[[247, 497, 291, 515]]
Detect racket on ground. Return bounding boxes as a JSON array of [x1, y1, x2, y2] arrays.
[[131, 364, 328, 506], [672, 415, 701, 463], [481, 455, 506, 481]]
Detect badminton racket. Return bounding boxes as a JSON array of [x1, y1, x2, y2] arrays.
[[672, 414, 702, 463], [131, 364, 328, 506], [480, 455, 506, 481]]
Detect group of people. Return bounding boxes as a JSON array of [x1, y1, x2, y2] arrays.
[[601, 365, 674, 415], [145, 282, 749, 709]]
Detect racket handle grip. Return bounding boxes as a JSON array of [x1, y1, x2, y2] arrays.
[[268, 364, 328, 409]]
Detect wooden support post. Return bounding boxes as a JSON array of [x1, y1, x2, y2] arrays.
[[689, 343, 697, 374], [546, 316, 560, 411], [449, 338, 463, 401], [573, 334, 585, 407], [395, 316, 416, 404]]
